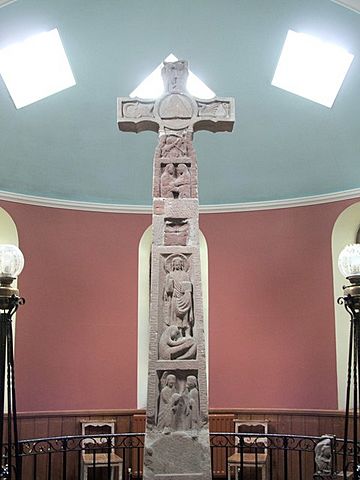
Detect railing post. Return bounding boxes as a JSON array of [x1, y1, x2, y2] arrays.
[[330, 435, 336, 475], [16, 440, 23, 480], [48, 449, 53, 480], [107, 435, 111, 480], [62, 438, 67, 480], [239, 435, 244, 480], [283, 436, 288, 480]]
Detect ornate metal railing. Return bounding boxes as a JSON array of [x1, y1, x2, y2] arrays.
[[1, 432, 355, 479]]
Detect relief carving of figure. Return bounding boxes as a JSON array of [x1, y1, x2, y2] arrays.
[[314, 437, 332, 476], [173, 163, 191, 198], [159, 325, 197, 360], [160, 163, 191, 199], [157, 373, 177, 432], [160, 164, 176, 198], [160, 134, 188, 158], [157, 373, 200, 434], [163, 255, 194, 337], [198, 101, 229, 118], [184, 375, 200, 431], [161, 60, 189, 94], [123, 101, 154, 118], [171, 392, 189, 431]]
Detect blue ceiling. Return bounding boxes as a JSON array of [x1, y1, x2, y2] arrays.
[[0, 0, 359, 206]]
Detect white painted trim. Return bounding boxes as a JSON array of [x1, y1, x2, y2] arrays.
[[331, 201, 360, 409], [330, 0, 360, 14], [137, 227, 151, 410], [200, 189, 360, 212], [0, 0, 17, 8], [0, 187, 360, 213], [0, 206, 20, 415]]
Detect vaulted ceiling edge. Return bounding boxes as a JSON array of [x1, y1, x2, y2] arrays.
[[0, 188, 359, 214]]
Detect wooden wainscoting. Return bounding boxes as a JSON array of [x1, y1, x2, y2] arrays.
[[15, 408, 348, 479], [131, 414, 146, 476], [16, 408, 347, 441]]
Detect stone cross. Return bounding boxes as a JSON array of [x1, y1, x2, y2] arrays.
[[118, 60, 234, 480]]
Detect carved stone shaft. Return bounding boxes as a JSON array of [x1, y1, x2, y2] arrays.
[[118, 60, 234, 480]]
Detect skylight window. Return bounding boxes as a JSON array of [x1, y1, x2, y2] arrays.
[[0, 28, 76, 109], [130, 53, 215, 99], [0, 0, 17, 7], [271, 30, 354, 108]]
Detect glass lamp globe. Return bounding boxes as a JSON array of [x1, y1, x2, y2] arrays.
[[338, 244, 360, 279], [0, 244, 24, 279]]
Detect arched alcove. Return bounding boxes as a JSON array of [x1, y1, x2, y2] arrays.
[[332, 201, 360, 409], [137, 225, 208, 408], [0, 206, 20, 413]]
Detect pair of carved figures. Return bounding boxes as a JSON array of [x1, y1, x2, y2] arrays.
[[160, 163, 191, 199], [158, 373, 199, 433]]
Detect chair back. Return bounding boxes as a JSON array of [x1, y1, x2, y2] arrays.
[[80, 419, 116, 454], [233, 420, 269, 454]]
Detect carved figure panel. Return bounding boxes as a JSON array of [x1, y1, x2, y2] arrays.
[[197, 100, 230, 118], [183, 375, 200, 430], [157, 372, 200, 433], [160, 163, 191, 198], [163, 254, 194, 338], [161, 61, 189, 94], [157, 373, 177, 432], [159, 325, 197, 360], [175, 163, 191, 198], [160, 164, 176, 198], [123, 101, 154, 118], [164, 218, 189, 246], [160, 134, 189, 158]]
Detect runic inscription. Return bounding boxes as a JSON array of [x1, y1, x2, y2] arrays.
[[118, 60, 234, 480]]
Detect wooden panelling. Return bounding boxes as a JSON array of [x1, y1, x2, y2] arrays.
[[12, 409, 349, 480], [15, 408, 348, 440], [131, 415, 146, 476], [131, 414, 146, 434], [209, 414, 235, 476]]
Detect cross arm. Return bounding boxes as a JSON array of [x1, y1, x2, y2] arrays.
[[193, 97, 235, 133], [117, 97, 158, 133]]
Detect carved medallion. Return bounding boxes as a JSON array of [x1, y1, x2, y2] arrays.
[[159, 94, 193, 119]]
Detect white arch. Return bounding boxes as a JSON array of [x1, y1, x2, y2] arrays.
[[332, 201, 360, 409], [0, 207, 19, 245], [0, 206, 20, 413], [137, 225, 209, 409]]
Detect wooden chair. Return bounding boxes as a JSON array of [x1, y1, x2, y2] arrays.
[[227, 420, 269, 480], [80, 419, 123, 480]]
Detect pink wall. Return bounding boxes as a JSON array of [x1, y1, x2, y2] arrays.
[[1, 202, 149, 412], [201, 203, 354, 409], [0, 198, 355, 412]]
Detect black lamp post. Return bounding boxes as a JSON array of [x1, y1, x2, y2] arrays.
[[0, 245, 24, 480], [338, 244, 360, 479]]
